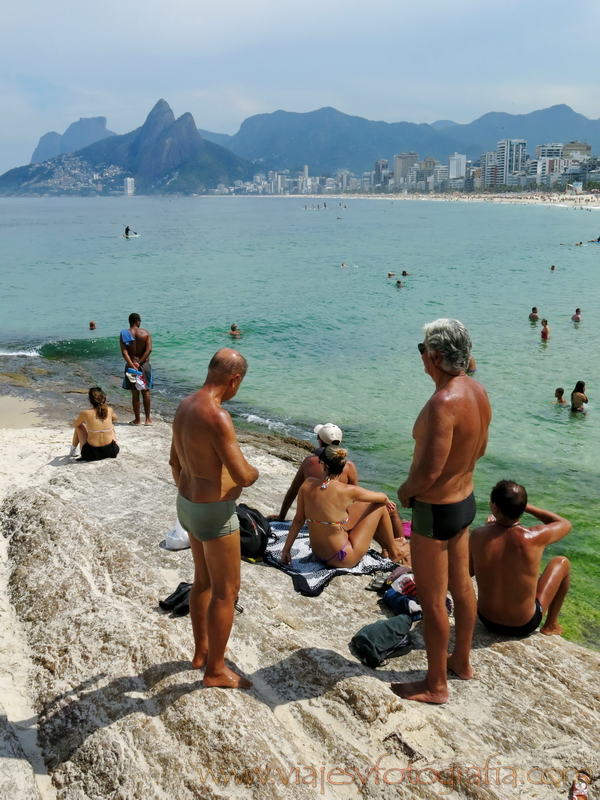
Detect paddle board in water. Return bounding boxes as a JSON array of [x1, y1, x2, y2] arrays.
[[122, 234, 140, 238]]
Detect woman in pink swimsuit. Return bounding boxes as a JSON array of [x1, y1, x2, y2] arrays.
[[541, 319, 550, 340], [280, 444, 409, 568]]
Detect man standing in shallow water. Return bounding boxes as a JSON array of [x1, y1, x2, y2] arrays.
[[393, 319, 491, 704], [169, 348, 258, 689]]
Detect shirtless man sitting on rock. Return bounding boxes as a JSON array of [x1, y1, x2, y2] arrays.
[[470, 480, 571, 638], [270, 423, 358, 521], [169, 348, 259, 689]]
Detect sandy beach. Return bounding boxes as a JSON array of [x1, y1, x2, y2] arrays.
[[0, 373, 599, 798]]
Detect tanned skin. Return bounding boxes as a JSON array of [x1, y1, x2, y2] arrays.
[[470, 500, 571, 635], [270, 445, 358, 521], [393, 343, 491, 704], [120, 318, 152, 425], [169, 348, 259, 689]]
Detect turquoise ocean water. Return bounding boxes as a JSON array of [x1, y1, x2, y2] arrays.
[[1, 195, 599, 646]]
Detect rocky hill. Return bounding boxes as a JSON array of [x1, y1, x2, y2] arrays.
[[0, 101, 255, 196], [30, 117, 117, 164]]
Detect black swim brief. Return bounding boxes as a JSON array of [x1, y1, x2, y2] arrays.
[[478, 599, 543, 638], [411, 492, 476, 541], [81, 441, 120, 462]]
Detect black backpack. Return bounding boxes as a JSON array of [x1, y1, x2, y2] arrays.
[[351, 614, 413, 668], [236, 503, 271, 559]]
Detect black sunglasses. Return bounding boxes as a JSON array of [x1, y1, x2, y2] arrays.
[[417, 342, 426, 354]]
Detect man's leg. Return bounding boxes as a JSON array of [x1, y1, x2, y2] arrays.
[[188, 533, 213, 669], [201, 530, 252, 689], [447, 527, 476, 679], [130, 388, 141, 424], [142, 389, 152, 424], [537, 556, 570, 635], [391, 535, 450, 703]]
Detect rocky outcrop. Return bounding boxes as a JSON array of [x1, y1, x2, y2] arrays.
[[1, 420, 599, 799], [31, 118, 116, 164]]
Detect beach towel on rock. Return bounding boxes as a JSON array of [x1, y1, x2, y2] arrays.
[[265, 520, 395, 597]]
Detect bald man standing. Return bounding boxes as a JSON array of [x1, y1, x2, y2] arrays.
[[170, 348, 259, 689]]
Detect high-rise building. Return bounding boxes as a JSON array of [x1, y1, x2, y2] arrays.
[[536, 143, 563, 159], [303, 165, 309, 181], [123, 177, 135, 196], [374, 159, 389, 185], [480, 151, 498, 187], [497, 139, 526, 185], [448, 153, 466, 179], [393, 152, 419, 186]]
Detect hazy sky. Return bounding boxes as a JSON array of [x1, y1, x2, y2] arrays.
[[2, 0, 600, 173]]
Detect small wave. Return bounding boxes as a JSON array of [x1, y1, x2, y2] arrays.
[[40, 337, 115, 360], [238, 413, 295, 435], [0, 349, 40, 357]]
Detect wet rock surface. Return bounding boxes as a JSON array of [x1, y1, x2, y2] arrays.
[[0, 384, 598, 797]]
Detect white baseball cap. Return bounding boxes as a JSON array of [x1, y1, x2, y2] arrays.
[[314, 423, 343, 445]]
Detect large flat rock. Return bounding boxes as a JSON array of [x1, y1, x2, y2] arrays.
[[1, 421, 599, 798]]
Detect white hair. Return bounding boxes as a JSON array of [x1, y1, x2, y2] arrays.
[[423, 318, 472, 372]]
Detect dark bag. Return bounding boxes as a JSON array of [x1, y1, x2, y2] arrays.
[[351, 614, 413, 668], [236, 503, 271, 559]]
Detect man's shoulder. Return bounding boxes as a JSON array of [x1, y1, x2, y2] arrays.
[[135, 328, 150, 337]]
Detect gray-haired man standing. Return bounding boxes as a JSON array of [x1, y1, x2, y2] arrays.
[[393, 319, 492, 704]]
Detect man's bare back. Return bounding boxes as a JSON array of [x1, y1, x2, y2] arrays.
[[470, 482, 571, 635]]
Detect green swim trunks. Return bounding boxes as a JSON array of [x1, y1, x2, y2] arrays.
[[176, 495, 239, 542]]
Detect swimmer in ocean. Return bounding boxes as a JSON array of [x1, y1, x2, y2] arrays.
[[401, 270, 410, 276], [553, 388, 567, 405], [572, 308, 582, 322], [388, 272, 396, 277], [228, 323, 243, 338], [396, 280, 403, 287], [529, 307, 540, 321]]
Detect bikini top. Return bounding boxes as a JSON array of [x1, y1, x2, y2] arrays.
[[89, 427, 114, 434], [305, 514, 350, 527]]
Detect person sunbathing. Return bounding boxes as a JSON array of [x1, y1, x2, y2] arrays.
[[280, 444, 409, 568], [70, 387, 119, 462]]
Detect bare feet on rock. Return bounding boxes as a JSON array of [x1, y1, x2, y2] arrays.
[[191, 651, 208, 670], [203, 666, 252, 689], [390, 680, 448, 704], [447, 654, 473, 680], [540, 622, 563, 635]]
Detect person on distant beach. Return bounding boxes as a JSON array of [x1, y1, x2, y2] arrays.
[[529, 307, 540, 321], [470, 480, 571, 637], [120, 313, 153, 425], [70, 387, 119, 461], [280, 444, 409, 568], [553, 388, 567, 405], [570, 381, 588, 413], [228, 324, 243, 338], [393, 318, 491, 704], [541, 319, 550, 341], [169, 348, 259, 689], [269, 423, 358, 521], [572, 308, 582, 322]]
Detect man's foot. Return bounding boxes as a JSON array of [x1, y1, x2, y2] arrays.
[[144, 419, 153, 426], [129, 420, 142, 426], [540, 622, 563, 635], [447, 654, 473, 680], [203, 666, 252, 689], [390, 680, 448, 704]]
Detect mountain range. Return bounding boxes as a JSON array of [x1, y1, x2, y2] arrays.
[[4, 102, 600, 196]]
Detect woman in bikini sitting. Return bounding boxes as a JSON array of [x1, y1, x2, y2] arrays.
[[570, 380, 588, 413], [70, 387, 120, 462], [280, 444, 409, 568]]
